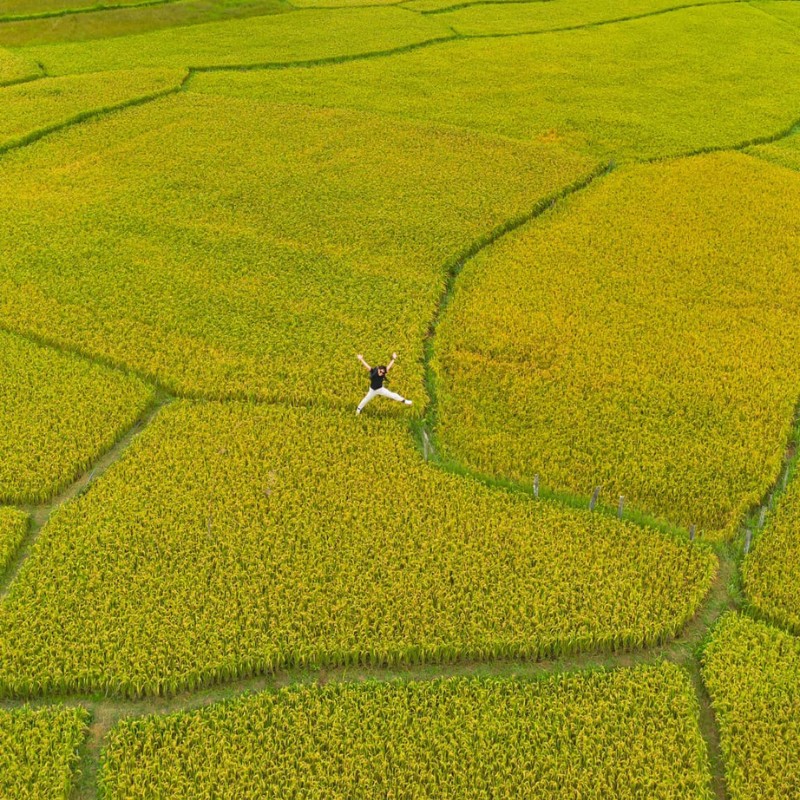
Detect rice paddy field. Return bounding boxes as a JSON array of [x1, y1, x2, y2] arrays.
[[0, 0, 798, 796]]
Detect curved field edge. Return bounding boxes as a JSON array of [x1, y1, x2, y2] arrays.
[[0, 92, 598, 406], [0, 68, 188, 154], [702, 613, 800, 800], [0, 330, 156, 506], [0, 509, 28, 576], [429, 152, 800, 542], [0, 703, 89, 798], [97, 664, 713, 799], [0, 400, 716, 699], [17, 7, 456, 75]]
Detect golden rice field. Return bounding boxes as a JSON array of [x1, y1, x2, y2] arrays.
[[0, 0, 799, 794], [0, 401, 715, 698], [0, 508, 27, 574], [100, 664, 712, 799], [0, 330, 152, 504], [0, 704, 88, 799], [743, 465, 800, 634], [434, 152, 800, 539], [702, 614, 800, 800]]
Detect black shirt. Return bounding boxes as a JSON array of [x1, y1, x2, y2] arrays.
[[370, 367, 386, 390]]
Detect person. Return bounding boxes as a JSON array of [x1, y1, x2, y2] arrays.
[[356, 352, 413, 415]]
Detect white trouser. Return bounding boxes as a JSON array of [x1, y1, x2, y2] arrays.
[[358, 386, 406, 411]]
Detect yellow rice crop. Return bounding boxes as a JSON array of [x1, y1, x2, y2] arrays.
[[20, 7, 453, 74], [433, 152, 800, 539], [0, 68, 186, 150], [0, 330, 153, 504], [749, 132, 800, 174], [194, 4, 800, 160], [0, 92, 596, 404], [0, 703, 89, 799], [0, 44, 40, 83], [0, 507, 27, 574], [702, 613, 800, 800], [100, 664, 712, 799], [423, 0, 733, 32], [0, 401, 715, 698], [743, 473, 800, 634]]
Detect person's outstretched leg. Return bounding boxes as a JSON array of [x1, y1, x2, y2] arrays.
[[356, 389, 377, 414], [376, 387, 412, 406]]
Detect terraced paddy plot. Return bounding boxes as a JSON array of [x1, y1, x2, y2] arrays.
[[750, 130, 800, 173], [433, 153, 800, 539], [743, 471, 800, 634], [431, 0, 734, 34], [0, 0, 288, 48], [100, 665, 712, 799], [195, 4, 800, 161], [0, 44, 40, 83], [0, 92, 596, 403], [20, 6, 453, 74], [0, 704, 89, 799], [0, 0, 167, 16], [0, 68, 186, 151], [702, 614, 800, 800], [0, 331, 153, 504], [0, 508, 27, 574], [0, 401, 715, 698]]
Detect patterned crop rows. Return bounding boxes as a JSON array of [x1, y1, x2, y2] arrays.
[[0, 67, 186, 151], [0, 92, 596, 404], [433, 153, 800, 539], [194, 4, 800, 161], [702, 614, 800, 800], [0, 330, 153, 504], [0, 507, 27, 574], [100, 664, 712, 799], [0, 401, 715, 698], [0, 703, 88, 799], [19, 7, 453, 74]]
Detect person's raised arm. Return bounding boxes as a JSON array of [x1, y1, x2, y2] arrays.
[[386, 352, 398, 372], [357, 354, 371, 371]]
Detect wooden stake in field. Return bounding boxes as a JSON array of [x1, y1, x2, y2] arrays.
[[589, 486, 600, 511], [617, 495, 624, 519], [533, 474, 539, 499]]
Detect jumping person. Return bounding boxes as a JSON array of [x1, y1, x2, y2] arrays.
[[356, 352, 413, 415]]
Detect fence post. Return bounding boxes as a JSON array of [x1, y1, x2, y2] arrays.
[[422, 430, 429, 462], [744, 528, 752, 555], [758, 507, 766, 528], [689, 524, 695, 541], [533, 475, 539, 499], [589, 486, 600, 511], [617, 495, 624, 519]]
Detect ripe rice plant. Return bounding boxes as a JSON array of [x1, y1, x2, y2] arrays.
[[0, 68, 186, 151], [0, 44, 40, 83], [433, 153, 800, 539], [0, 0, 288, 48], [195, 4, 800, 160], [0, 330, 153, 504], [0, 92, 596, 404], [0, 703, 89, 799], [749, 131, 800, 173], [100, 664, 712, 799], [702, 613, 800, 800], [1, 0, 162, 16], [420, 0, 732, 32], [20, 7, 453, 74], [0, 507, 27, 573], [743, 473, 800, 634], [0, 401, 715, 698]]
